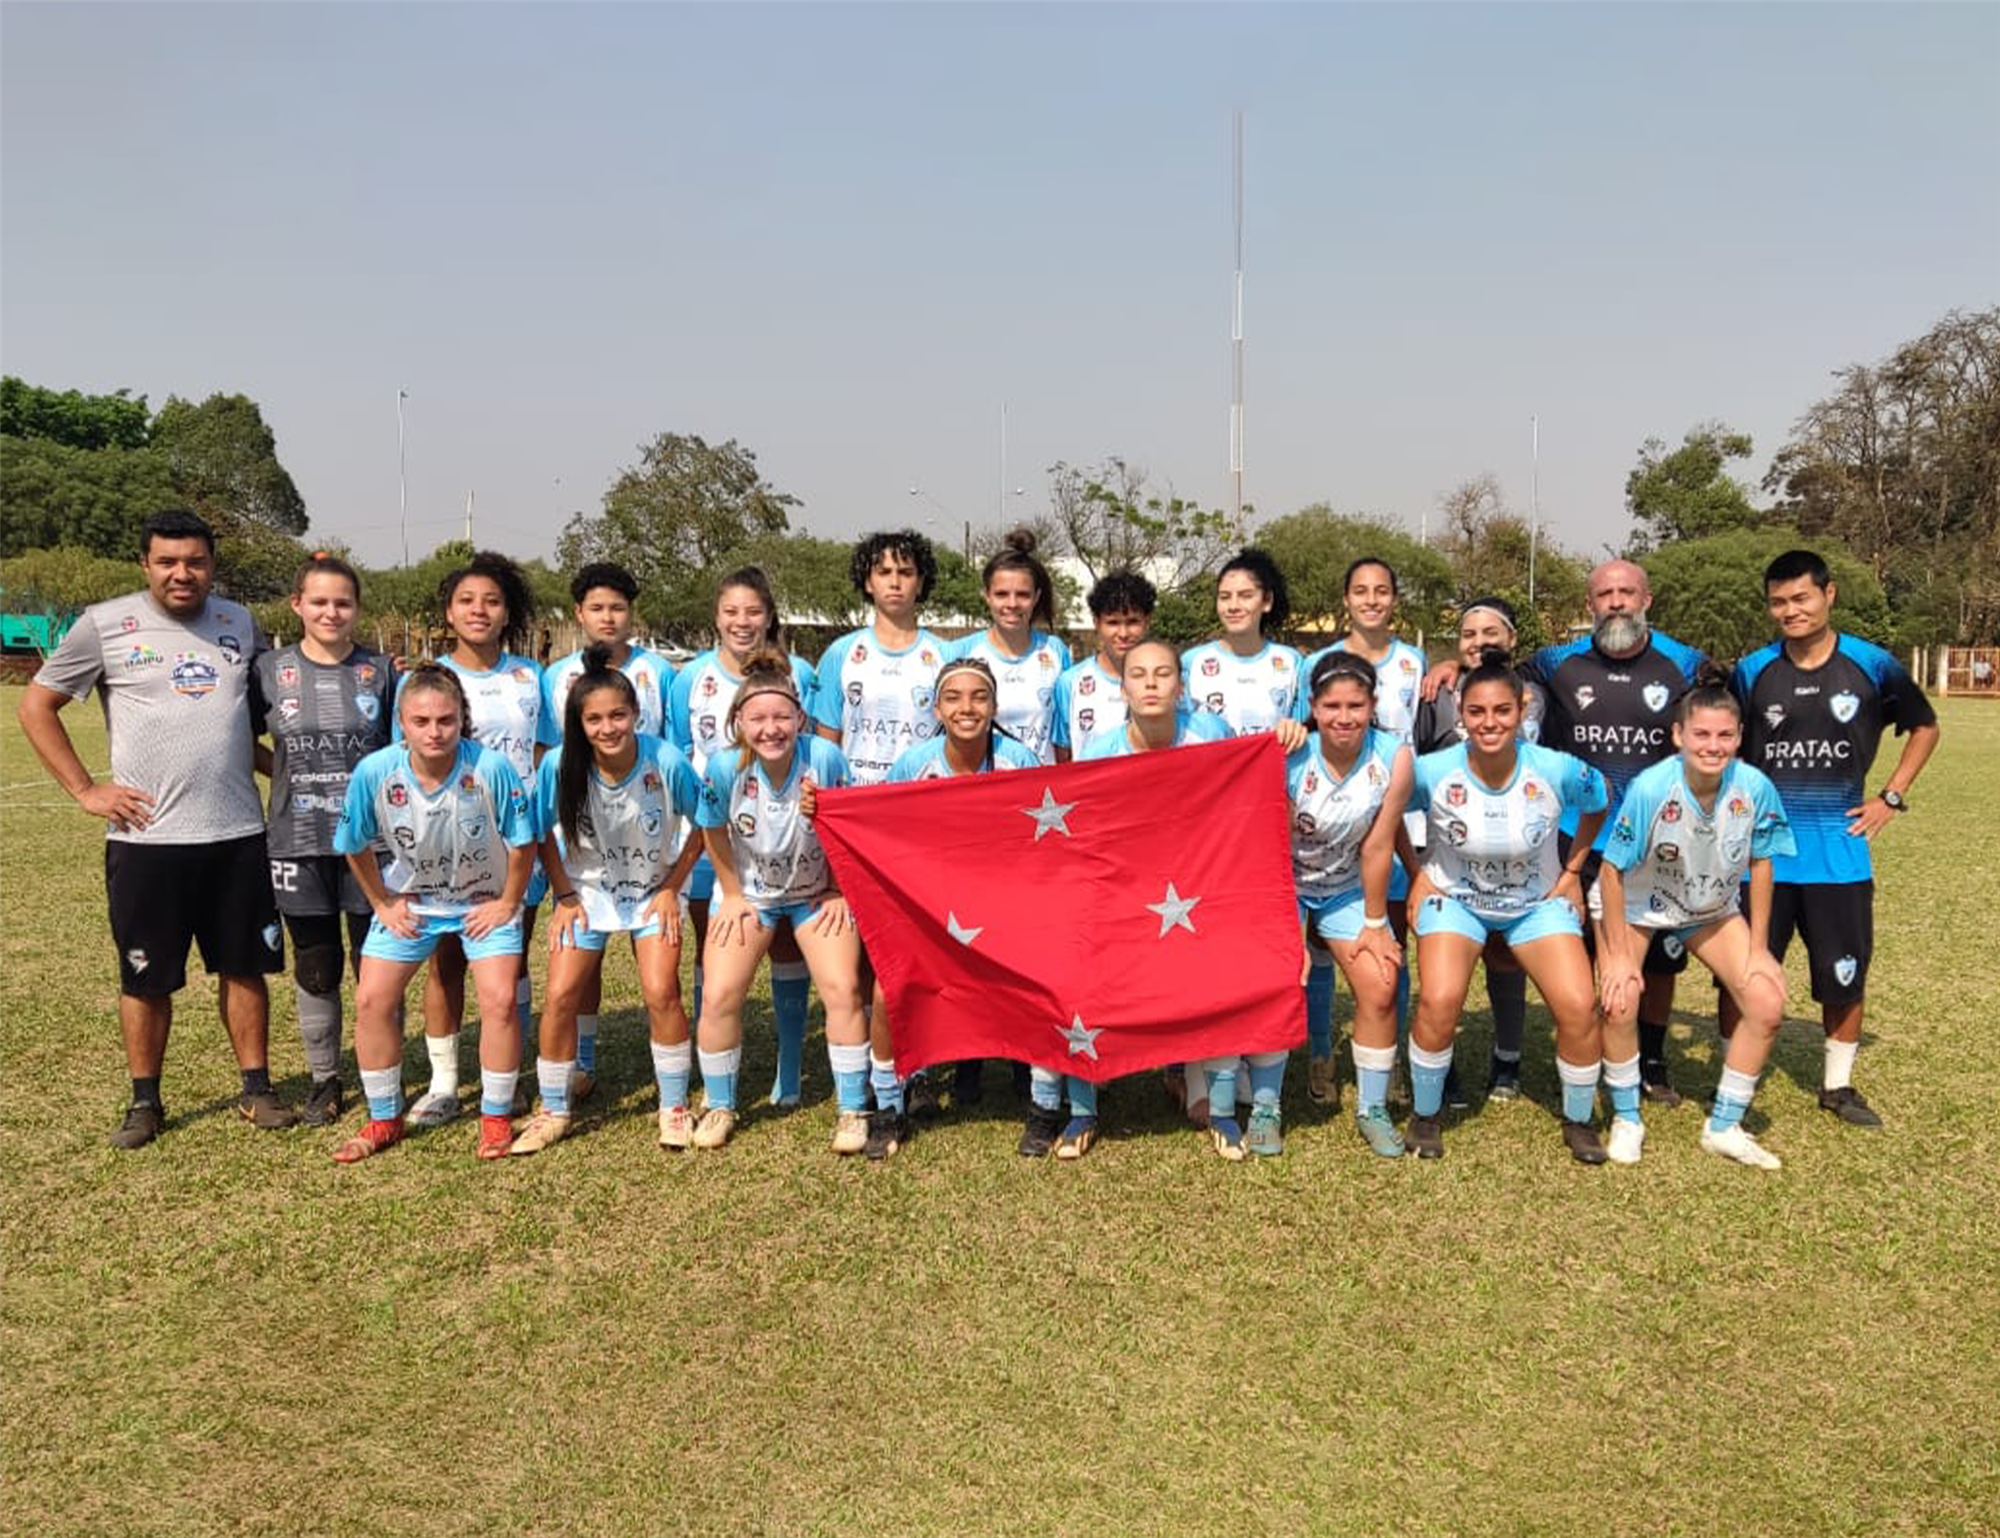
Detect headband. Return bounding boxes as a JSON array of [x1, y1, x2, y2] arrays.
[[1460, 600, 1518, 636]]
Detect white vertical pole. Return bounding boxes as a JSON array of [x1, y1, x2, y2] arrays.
[[1528, 414, 1541, 608], [397, 388, 409, 567], [464, 490, 474, 546], [1229, 110, 1245, 521]]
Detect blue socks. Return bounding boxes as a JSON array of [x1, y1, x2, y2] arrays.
[[1409, 1042, 1453, 1118], [537, 1057, 571, 1116], [697, 1046, 741, 1112], [1305, 954, 1335, 1058], [360, 1066, 402, 1122], [651, 1039, 692, 1109], [1709, 1065, 1759, 1134], [479, 1067, 518, 1118], [1557, 1056, 1601, 1124], [575, 1014, 598, 1074], [1351, 1043, 1395, 1115], [1065, 1076, 1098, 1118], [770, 962, 809, 1104], [1028, 1065, 1063, 1112], [870, 1055, 904, 1115], [1603, 1054, 1642, 1124], [828, 1041, 869, 1113], [1247, 1052, 1285, 1106]]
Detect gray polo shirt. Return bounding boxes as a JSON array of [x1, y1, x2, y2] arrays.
[[34, 589, 269, 845]]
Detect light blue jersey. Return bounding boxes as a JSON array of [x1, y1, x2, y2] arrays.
[[886, 733, 1041, 781], [1302, 637, 1428, 742], [668, 648, 819, 777], [394, 653, 549, 784], [1287, 730, 1406, 902], [812, 626, 949, 784], [534, 734, 701, 932], [540, 644, 675, 741], [1051, 656, 1126, 757], [1598, 756, 1795, 930], [1077, 711, 1230, 760], [947, 630, 1072, 764], [1412, 741, 1608, 921], [335, 740, 535, 914], [1182, 639, 1308, 736], [695, 736, 852, 907]]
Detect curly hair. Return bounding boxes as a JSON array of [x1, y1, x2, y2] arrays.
[[849, 529, 937, 603], [439, 550, 536, 655]]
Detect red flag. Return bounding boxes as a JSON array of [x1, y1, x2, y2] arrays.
[[814, 734, 1304, 1080]]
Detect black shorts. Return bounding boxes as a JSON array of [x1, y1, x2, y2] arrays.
[[1566, 842, 1690, 977], [1760, 880, 1873, 1006], [106, 835, 285, 997], [268, 852, 370, 917]]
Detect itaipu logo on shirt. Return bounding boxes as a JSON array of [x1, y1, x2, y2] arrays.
[[1830, 691, 1860, 723], [124, 644, 164, 670]]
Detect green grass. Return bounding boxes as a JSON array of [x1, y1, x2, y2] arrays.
[[3, 685, 1997, 1537]]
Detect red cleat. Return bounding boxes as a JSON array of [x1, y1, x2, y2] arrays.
[[332, 1118, 403, 1164], [476, 1113, 514, 1160]]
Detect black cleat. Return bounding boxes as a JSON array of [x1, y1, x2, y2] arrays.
[[864, 1108, 911, 1161], [301, 1076, 346, 1127], [1017, 1104, 1065, 1158], [1562, 1119, 1609, 1165], [1486, 1056, 1521, 1103], [1639, 1059, 1683, 1107], [238, 1089, 299, 1130], [1406, 1114, 1445, 1160], [110, 1101, 165, 1150], [905, 1072, 942, 1125], [1444, 1062, 1470, 1111], [1818, 1085, 1883, 1128]]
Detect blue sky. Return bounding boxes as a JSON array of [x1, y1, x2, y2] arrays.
[[4, 2, 1995, 568]]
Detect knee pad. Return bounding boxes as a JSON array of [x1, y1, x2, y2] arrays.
[[295, 942, 344, 997]]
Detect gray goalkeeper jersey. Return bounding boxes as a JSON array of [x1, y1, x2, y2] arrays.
[[251, 643, 397, 858]]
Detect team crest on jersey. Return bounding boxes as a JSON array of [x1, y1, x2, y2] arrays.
[[1204, 693, 1226, 714], [1661, 799, 1681, 823], [511, 666, 535, 683], [1036, 686, 1055, 708], [120, 615, 139, 633], [1830, 690, 1859, 723], [1657, 843, 1680, 863], [734, 812, 756, 836], [1295, 812, 1318, 834], [1574, 685, 1595, 710], [1303, 772, 1319, 794], [1441, 819, 1468, 847], [1522, 780, 1543, 801], [1200, 657, 1221, 677], [1642, 683, 1669, 713], [1727, 795, 1749, 817], [850, 643, 869, 664], [217, 635, 242, 665], [1271, 655, 1288, 672], [124, 644, 164, 670], [920, 648, 938, 667], [1039, 652, 1057, 671], [640, 809, 663, 838], [844, 681, 863, 707], [126, 948, 148, 972], [700, 674, 718, 697], [643, 771, 662, 793], [1523, 817, 1550, 846], [911, 687, 934, 709], [1400, 656, 1418, 674], [459, 773, 479, 793], [459, 816, 486, 840], [387, 782, 409, 807], [1763, 703, 1785, 729], [277, 662, 300, 689], [1834, 955, 1858, 987], [261, 921, 282, 952], [392, 826, 416, 849], [356, 663, 377, 686], [277, 697, 301, 724], [355, 694, 380, 722], [1662, 933, 1685, 960], [1722, 838, 1748, 865], [1078, 708, 1095, 731], [1366, 761, 1387, 787], [1445, 782, 1467, 807], [170, 653, 219, 699], [1268, 686, 1289, 707], [1079, 676, 1095, 696]]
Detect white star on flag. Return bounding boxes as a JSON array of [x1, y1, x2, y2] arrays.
[[1021, 787, 1078, 841], [1146, 881, 1200, 937], [1057, 1013, 1102, 1060], [946, 912, 983, 946]]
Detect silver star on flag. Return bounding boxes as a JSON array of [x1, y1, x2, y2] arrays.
[[1021, 787, 1078, 841], [1146, 881, 1199, 937], [1057, 1013, 1102, 1060], [946, 911, 983, 946]]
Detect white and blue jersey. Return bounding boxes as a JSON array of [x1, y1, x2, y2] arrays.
[[1598, 756, 1795, 931], [540, 645, 675, 742], [1412, 741, 1608, 921], [947, 630, 1071, 764], [812, 626, 948, 785], [395, 653, 550, 784], [335, 740, 535, 914], [1077, 711, 1230, 761], [1182, 639, 1308, 736], [1303, 637, 1428, 742], [533, 734, 701, 932], [1051, 657, 1127, 758], [1287, 730, 1404, 902], [695, 736, 851, 908], [886, 734, 1041, 781], [1733, 634, 1936, 886], [669, 648, 819, 778]]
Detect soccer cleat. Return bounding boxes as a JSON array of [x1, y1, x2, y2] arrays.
[[1354, 1105, 1405, 1159], [1486, 1056, 1521, 1103], [1700, 1123, 1783, 1170], [1640, 1060, 1683, 1108], [1017, 1104, 1066, 1159], [905, 1072, 942, 1125], [657, 1105, 694, 1151], [1606, 1117, 1647, 1166], [952, 1059, 985, 1107], [405, 1090, 460, 1128], [1405, 1114, 1444, 1160], [300, 1076, 346, 1127], [1443, 1063, 1470, 1111], [1244, 1104, 1284, 1157], [569, 1068, 596, 1104], [238, 1089, 299, 1130], [1306, 1054, 1338, 1106], [831, 1109, 869, 1156], [508, 1110, 570, 1156], [1818, 1086, 1882, 1128], [331, 1117, 403, 1164], [476, 1113, 514, 1160], [110, 1101, 165, 1151], [1209, 1115, 1247, 1162], [690, 1106, 738, 1150], [1053, 1115, 1098, 1161], [863, 1108, 909, 1161], [1561, 1119, 1609, 1166]]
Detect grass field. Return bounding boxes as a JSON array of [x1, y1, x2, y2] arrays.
[[3, 685, 1997, 1538]]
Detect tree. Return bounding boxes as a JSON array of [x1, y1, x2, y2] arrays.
[[1430, 476, 1589, 651], [1623, 423, 1760, 553], [0, 377, 149, 451], [0, 546, 145, 616], [149, 393, 308, 536], [715, 532, 864, 640], [557, 433, 799, 638], [1642, 526, 1894, 663], [1254, 504, 1456, 643], [1044, 458, 1247, 591], [0, 435, 181, 557]]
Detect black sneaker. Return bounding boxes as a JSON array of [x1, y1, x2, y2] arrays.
[[1486, 1055, 1521, 1103], [1818, 1085, 1883, 1128], [864, 1107, 910, 1161], [953, 1060, 985, 1108], [301, 1077, 346, 1127], [1406, 1113, 1444, 1160], [1017, 1104, 1065, 1158], [1562, 1119, 1609, 1165], [238, 1089, 299, 1130], [110, 1101, 165, 1150], [905, 1072, 942, 1125], [1444, 1063, 1470, 1110], [1640, 1059, 1683, 1107]]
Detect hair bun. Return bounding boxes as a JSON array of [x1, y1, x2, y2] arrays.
[[1476, 644, 1515, 669], [740, 644, 791, 677], [1003, 527, 1037, 555], [1693, 659, 1732, 691], [582, 641, 618, 673]]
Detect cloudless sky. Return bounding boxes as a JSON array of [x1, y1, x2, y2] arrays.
[[4, 2, 1996, 568]]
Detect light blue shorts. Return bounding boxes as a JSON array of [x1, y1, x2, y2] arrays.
[[755, 898, 826, 931], [554, 916, 670, 953], [1298, 887, 1368, 943], [363, 909, 524, 964], [1413, 893, 1582, 948]]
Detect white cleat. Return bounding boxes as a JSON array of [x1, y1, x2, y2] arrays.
[[1606, 1117, 1647, 1166], [1701, 1123, 1782, 1170]]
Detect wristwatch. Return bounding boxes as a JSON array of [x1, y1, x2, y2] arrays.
[[1879, 788, 1907, 812]]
